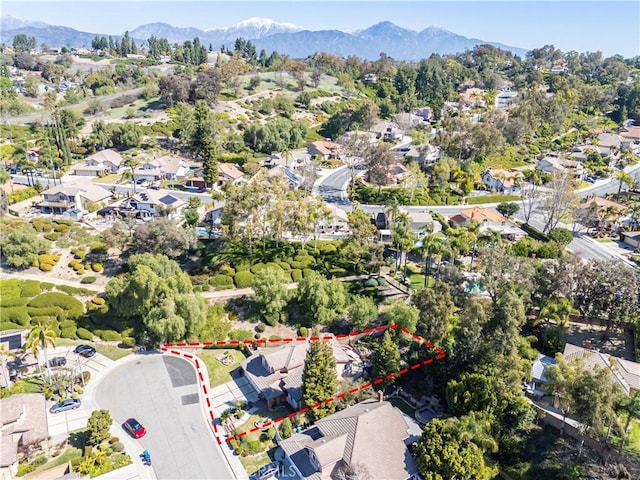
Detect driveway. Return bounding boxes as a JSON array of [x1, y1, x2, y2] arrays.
[[46, 347, 115, 438], [96, 354, 233, 480], [210, 373, 259, 415]]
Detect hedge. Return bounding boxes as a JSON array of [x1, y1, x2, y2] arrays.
[[27, 306, 65, 320], [265, 262, 283, 272], [278, 262, 292, 271], [55, 285, 96, 296], [465, 194, 520, 205], [76, 327, 93, 340], [0, 279, 21, 298], [7, 187, 38, 204], [209, 275, 234, 290], [20, 280, 42, 297], [291, 269, 303, 282], [302, 268, 315, 278], [28, 293, 84, 319], [0, 306, 30, 325], [121, 337, 136, 348], [81, 276, 97, 284], [219, 265, 236, 277], [250, 263, 266, 274], [520, 223, 551, 242], [0, 322, 23, 331], [95, 330, 121, 341], [234, 271, 255, 288], [0, 296, 28, 308]]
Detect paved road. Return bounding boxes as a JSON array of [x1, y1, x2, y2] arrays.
[[314, 166, 352, 205], [96, 354, 232, 480]]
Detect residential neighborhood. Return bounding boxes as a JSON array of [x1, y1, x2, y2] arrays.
[[1, 5, 640, 480]]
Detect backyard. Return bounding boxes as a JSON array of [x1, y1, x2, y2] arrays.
[[199, 348, 247, 387]]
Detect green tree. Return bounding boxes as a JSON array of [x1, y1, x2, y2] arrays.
[[296, 271, 346, 325], [372, 331, 400, 390], [86, 409, 113, 446], [412, 280, 455, 343], [12, 34, 37, 53], [347, 295, 378, 330], [131, 218, 198, 257], [302, 341, 338, 422], [252, 267, 290, 324], [615, 392, 640, 449], [446, 373, 498, 416], [25, 323, 57, 384], [384, 300, 419, 333], [496, 202, 520, 218], [0, 225, 50, 268], [347, 208, 377, 246], [105, 253, 206, 342]]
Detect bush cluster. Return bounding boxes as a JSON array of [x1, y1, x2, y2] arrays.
[[69, 259, 85, 275], [233, 270, 255, 288], [28, 292, 84, 319], [38, 254, 61, 272], [210, 275, 234, 290]]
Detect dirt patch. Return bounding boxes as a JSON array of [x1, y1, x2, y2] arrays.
[[563, 319, 629, 358]]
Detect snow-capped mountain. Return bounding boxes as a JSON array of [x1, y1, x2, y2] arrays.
[[0, 15, 527, 60]]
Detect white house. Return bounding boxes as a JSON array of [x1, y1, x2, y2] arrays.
[[84, 149, 124, 174], [38, 183, 111, 215], [119, 189, 186, 219], [134, 156, 189, 182], [481, 168, 524, 194], [538, 156, 585, 179]]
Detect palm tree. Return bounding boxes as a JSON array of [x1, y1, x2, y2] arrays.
[[445, 411, 498, 454], [391, 210, 414, 278], [420, 224, 447, 286], [476, 228, 502, 248], [123, 155, 140, 193], [25, 323, 57, 384], [615, 169, 635, 200]]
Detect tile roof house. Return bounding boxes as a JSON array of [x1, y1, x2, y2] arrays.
[[307, 141, 342, 160], [38, 183, 111, 215], [279, 399, 419, 480], [577, 196, 628, 228], [619, 125, 640, 142], [563, 343, 640, 395], [1, 394, 49, 477], [450, 207, 525, 240], [218, 163, 244, 185], [481, 168, 524, 194], [240, 338, 361, 410], [83, 149, 124, 174]]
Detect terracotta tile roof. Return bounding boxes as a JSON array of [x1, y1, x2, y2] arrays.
[[218, 162, 244, 180], [459, 207, 508, 223]]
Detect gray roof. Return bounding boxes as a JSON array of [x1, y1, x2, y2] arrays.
[[532, 353, 555, 383], [280, 400, 418, 480], [0, 394, 48, 467], [85, 149, 123, 166]]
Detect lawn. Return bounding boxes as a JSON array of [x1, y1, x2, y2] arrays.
[[595, 237, 614, 243], [54, 339, 133, 361], [237, 405, 293, 442], [626, 418, 640, 454], [199, 348, 247, 387], [406, 273, 434, 290], [92, 173, 123, 184], [388, 396, 416, 417], [239, 451, 271, 476], [26, 447, 83, 477]]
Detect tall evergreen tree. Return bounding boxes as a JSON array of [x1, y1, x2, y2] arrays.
[[302, 341, 338, 422], [372, 331, 400, 391]]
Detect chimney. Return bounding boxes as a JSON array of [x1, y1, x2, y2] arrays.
[[377, 390, 384, 402]]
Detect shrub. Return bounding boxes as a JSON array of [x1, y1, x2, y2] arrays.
[[302, 268, 315, 278], [255, 323, 266, 333], [250, 263, 266, 274], [84, 263, 91, 270], [112, 441, 125, 453], [76, 268, 85, 275], [0, 296, 28, 307], [209, 275, 234, 290], [0, 306, 30, 325], [56, 285, 96, 296], [28, 293, 84, 319], [81, 276, 97, 284], [291, 269, 303, 282], [234, 271, 255, 288], [298, 326, 308, 337], [278, 261, 292, 271], [121, 337, 136, 348], [60, 326, 78, 339], [71, 247, 86, 260], [264, 262, 283, 271], [91, 297, 105, 306], [219, 265, 236, 277], [91, 263, 103, 272], [60, 320, 76, 329], [90, 241, 107, 254], [39, 263, 53, 272], [77, 327, 93, 340], [95, 330, 121, 341], [54, 224, 69, 233], [19, 280, 41, 297], [7, 187, 38, 204]]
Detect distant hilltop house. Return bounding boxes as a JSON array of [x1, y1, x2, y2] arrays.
[[134, 156, 189, 182], [74, 149, 124, 177], [495, 90, 518, 110], [307, 140, 342, 160], [369, 121, 404, 142], [619, 125, 640, 142], [279, 398, 420, 480], [240, 338, 362, 410], [537, 155, 585, 179], [481, 168, 524, 194]]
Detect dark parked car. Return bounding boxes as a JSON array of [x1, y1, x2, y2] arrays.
[[254, 462, 280, 480], [48, 356, 67, 367], [50, 398, 81, 414], [123, 418, 146, 438], [74, 345, 96, 358]]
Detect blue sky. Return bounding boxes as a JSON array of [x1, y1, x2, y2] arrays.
[[2, 1, 639, 57]]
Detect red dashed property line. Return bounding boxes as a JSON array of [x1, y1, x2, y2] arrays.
[[162, 324, 445, 444]]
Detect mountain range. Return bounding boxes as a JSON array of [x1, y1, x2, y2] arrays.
[[0, 15, 528, 60]]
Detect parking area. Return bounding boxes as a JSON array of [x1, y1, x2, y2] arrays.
[[209, 373, 259, 415], [46, 346, 115, 438]]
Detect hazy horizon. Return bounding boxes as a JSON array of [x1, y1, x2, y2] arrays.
[[2, 1, 639, 58]]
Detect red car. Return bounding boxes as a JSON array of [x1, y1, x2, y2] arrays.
[[124, 418, 146, 438]]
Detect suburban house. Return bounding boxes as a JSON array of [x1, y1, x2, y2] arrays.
[[84, 149, 123, 174], [495, 90, 518, 110], [525, 353, 556, 396], [38, 183, 111, 215], [537, 156, 585, 179], [481, 168, 524, 194], [414, 107, 432, 122], [1, 394, 49, 479], [278, 398, 420, 480], [240, 338, 362, 410], [563, 343, 640, 395], [458, 87, 486, 109], [362, 73, 378, 84], [267, 165, 302, 191], [620, 231, 640, 249], [619, 125, 640, 142], [307, 140, 342, 160], [317, 204, 350, 235], [218, 163, 244, 185], [266, 152, 311, 170], [398, 208, 442, 237], [184, 178, 209, 191], [134, 156, 189, 182], [394, 112, 424, 130], [118, 189, 186, 219], [369, 122, 404, 142], [576, 196, 627, 230], [449, 207, 525, 240], [404, 144, 441, 165]]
